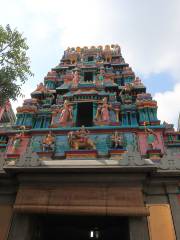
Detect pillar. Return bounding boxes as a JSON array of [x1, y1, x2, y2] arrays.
[[129, 217, 149, 240], [8, 213, 34, 240], [166, 184, 180, 240]]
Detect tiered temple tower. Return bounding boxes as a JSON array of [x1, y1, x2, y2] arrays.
[[1, 45, 180, 240]]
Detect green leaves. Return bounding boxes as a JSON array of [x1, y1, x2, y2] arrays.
[[0, 24, 33, 106]]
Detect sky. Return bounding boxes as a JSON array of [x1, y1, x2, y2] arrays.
[[0, 0, 180, 128]]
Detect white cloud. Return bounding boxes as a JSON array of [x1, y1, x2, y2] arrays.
[[154, 83, 180, 128]]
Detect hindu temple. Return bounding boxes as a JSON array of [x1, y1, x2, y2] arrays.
[[0, 44, 180, 240]]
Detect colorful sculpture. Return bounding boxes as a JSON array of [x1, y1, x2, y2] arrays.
[[143, 122, 159, 150], [111, 131, 124, 149], [68, 126, 96, 150], [42, 132, 55, 152], [72, 70, 80, 87], [12, 127, 25, 150], [59, 100, 73, 124], [95, 97, 113, 122], [33, 82, 47, 93], [96, 67, 105, 84]]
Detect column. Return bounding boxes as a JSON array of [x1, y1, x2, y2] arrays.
[[129, 217, 149, 240], [166, 184, 180, 240], [8, 213, 34, 240]]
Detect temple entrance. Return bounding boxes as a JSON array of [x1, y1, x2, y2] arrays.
[[76, 102, 93, 127], [38, 215, 130, 240]]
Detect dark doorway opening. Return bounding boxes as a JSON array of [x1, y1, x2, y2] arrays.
[[84, 72, 93, 81], [38, 215, 130, 240], [76, 102, 93, 127], [88, 56, 94, 61]]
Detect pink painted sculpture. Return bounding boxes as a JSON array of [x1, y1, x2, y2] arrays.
[[144, 122, 159, 149], [72, 71, 80, 86], [95, 97, 112, 122], [59, 100, 73, 124]]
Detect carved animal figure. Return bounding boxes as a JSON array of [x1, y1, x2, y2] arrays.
[[68, 126, 96, 150]]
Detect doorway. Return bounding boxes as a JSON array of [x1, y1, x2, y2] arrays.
[[38, 215, 130, 240], [84, 72, 93, 81], [76, 102, 93, 127]]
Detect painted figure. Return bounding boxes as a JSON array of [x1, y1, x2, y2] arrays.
[[95, 97, 112, 122], [12, 128, 25, 150], [68, 126, 96, 150], [144, 123, 159, 149], [97, 68, 105, 82], [59, 100, 73, 124], [72, 70, 80, 86], [34, 82, 47, 93], [42, 132, 55, 152], [120, 83, 133, 104], [111, 131, 124, 149]]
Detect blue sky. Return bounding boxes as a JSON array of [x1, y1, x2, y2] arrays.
[[0, 0, 180, 127]]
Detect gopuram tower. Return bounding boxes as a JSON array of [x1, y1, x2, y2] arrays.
[[0, 45, 180, 240]]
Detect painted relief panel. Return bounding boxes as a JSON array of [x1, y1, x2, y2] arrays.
[[6, 135, 29, 156], [138, 132, 164, 155]]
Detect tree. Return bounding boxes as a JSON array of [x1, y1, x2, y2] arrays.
[[0, 24, 33, 106]]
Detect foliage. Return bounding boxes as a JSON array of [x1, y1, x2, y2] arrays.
[[0, 24, 33, 106]]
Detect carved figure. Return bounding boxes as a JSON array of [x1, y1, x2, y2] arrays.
[[95, 97, 113, 122], [68, 126, 96, 150], [111, 131, 124, 149], [144, 123, 159, 149], [34, 82, 47, 93], [42, 132, 55, 152], [72, 70, 80, 87], [133, 77, 143, 86], [59, 100, 73, 124], [12, 128, 25, 150], [103, 45, 112, 62], [119, 84, 133, 104], [114, 44, 121, 55], [97, 68, 105, 82]]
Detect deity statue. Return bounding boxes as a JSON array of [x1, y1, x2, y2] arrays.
[[72, 70, 80, 87], [34, 82, 47, 93], [97, 68, 105, 82], [144, 123, 159, 149], [12, 126, 25, 150], [111, 131, 124, 149], [119, 83, 133, 104], [114, 44, 121, 55], [133, 77, 143, 86], [95, 97, 112, 122], [42, 132, 55, 152], [59, 100, 73, 124], [68, 126, 96, 150]]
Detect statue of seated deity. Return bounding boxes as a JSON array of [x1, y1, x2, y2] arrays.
[[111, 131, 124, 149], [33, 82, 47, 93], [133, 77, 143, 86], [42, 132, 55, 152], [68, 126, 96, 150]]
